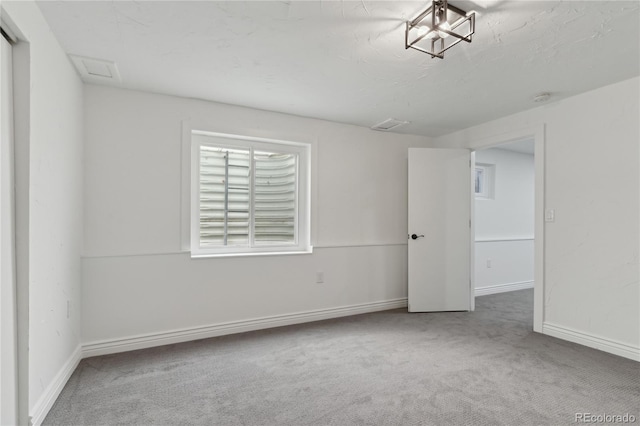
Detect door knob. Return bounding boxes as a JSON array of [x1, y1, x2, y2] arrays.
[[410, 234, 425, 240]]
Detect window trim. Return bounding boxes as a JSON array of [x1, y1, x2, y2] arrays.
[[189, 130, 312, 258]]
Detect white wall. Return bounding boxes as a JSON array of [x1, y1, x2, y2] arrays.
[[475, 148, 534, 239], [1, 1, 84, 423], [82, 85, 432, 349], [475, 240, 533, 295], [474, 148, 535, 294], [435, 76, 640, 358]]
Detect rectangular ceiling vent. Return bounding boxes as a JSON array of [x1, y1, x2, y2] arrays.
[[371, 118, 409, 132], [69, 54, 122, 84]]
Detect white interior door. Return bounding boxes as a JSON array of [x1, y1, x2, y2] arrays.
[[408, 148, 471, 312]]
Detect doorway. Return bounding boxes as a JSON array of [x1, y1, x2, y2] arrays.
[[473, 139, 535, 303], [469, 126, 545, 332]]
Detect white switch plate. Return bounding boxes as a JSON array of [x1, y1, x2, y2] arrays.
[[545, 209, 555, 222], [316, 271, 324, 283]]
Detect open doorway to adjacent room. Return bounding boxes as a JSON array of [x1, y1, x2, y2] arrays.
[[473, 138, 536, 321]]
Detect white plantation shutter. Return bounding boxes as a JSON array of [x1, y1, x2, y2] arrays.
[[199, 146, 250, 246], [191, 131, 310, 256], [254, 151, 297, 244]]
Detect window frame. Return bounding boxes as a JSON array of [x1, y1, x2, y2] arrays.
[[190, 130, 312, 258], [475, 163, 495, 200]]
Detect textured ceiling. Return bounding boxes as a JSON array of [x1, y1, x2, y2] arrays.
[[37, 0, 640, 137]]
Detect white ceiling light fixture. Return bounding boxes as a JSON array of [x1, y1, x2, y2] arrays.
[[405, 0, 475, 59]]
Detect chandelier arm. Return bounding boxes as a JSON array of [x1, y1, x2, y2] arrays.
[[408, 4, 435, 27], [408, 44, 444, 59], [431, 35, 466, 56], [445, 3, 469, 17], [437, 13, 474, 41]]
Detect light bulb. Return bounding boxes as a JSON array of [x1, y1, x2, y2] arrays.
[[438, 20, 451, 38], [416, 25, 436, 39]]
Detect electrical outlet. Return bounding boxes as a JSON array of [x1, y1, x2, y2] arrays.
[[316, 271, 324, 283], [486, 259, 492, 268]]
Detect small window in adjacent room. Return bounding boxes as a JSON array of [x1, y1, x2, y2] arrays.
[[475, 163, 495, 199], [190, 131, 311, 257]]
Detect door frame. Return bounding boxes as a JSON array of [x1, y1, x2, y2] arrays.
[[0, 27, 18, 426], [468, 125, 545, 332], [1, 11, 29, 425]]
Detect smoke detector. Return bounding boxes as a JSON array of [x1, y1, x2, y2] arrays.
[[371, 118, 409, 132]]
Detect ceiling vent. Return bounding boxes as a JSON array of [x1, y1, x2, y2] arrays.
[[371, 118, 409, 132], [533, 92, 551, 103], [69, 54, 121, 84]]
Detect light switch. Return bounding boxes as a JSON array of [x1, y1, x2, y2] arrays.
[[545, 209, 555, 222]]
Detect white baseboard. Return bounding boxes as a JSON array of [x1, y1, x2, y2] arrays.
[[82, 298, 408, 358], [475, 280, 533, 297], [29, 345, 82, 426], [542, 322, 640, 362]]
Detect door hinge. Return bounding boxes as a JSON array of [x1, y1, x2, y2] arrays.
[[469, 219, 471, 228]]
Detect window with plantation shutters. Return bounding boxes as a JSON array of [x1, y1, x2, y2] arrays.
[[191, 131, 311, 257]]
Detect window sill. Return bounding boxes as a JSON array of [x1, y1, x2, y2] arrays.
[[190, 247, 313, 259]]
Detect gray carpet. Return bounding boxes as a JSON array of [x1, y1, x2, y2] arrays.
[[44, 289, 639, 425]]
